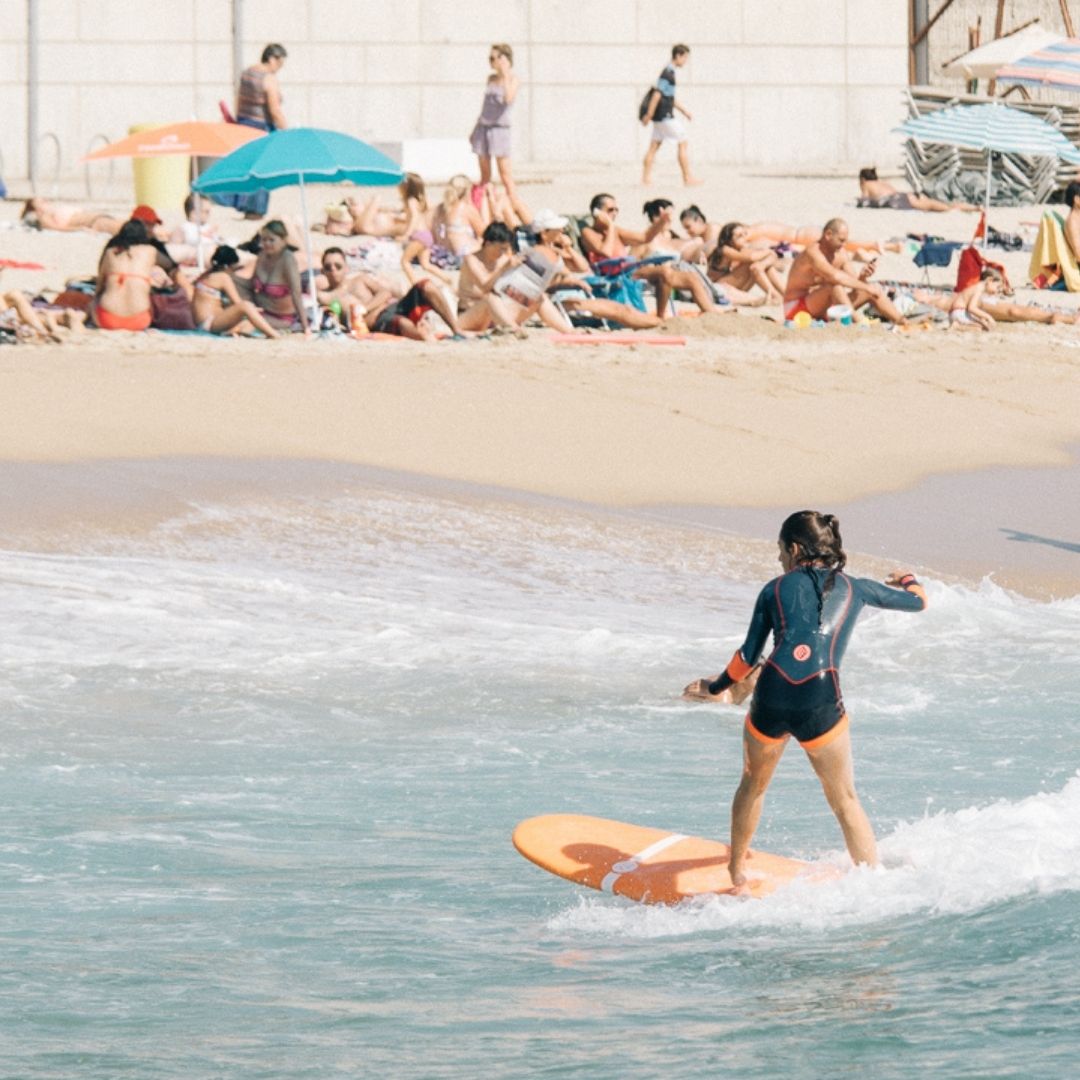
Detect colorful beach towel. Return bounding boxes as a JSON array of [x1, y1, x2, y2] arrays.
[[1029, 211, 1080, 292]]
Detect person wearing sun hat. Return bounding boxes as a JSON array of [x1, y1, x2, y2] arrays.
[[129, 204, 168, 243]]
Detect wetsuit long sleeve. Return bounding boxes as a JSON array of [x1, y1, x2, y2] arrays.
[[708, 585, 773, 695]]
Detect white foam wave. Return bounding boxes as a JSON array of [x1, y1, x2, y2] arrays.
[[546, 773, 1080, 937]]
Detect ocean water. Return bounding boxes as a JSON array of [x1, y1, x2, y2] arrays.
[[1, 474, 1078, 1079]]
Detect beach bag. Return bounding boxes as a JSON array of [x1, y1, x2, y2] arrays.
[[638, 88, 656, 120], [150, 287, 196, 331]]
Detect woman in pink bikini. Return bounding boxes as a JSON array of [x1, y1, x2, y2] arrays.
[[237, 220, 309, 334]]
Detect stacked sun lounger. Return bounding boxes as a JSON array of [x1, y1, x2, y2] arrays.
[[902, 87, 1080, 206]]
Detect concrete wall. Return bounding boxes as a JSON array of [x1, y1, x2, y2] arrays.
[[1, 0, 910, 185]]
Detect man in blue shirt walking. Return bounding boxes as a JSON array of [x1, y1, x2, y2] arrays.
[[640, 44, 702, 187]]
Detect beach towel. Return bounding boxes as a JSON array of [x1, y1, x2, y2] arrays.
[[955, 247, 1010, 293], [1029, 211, 1080, 292], [913, 240, 963, 268]]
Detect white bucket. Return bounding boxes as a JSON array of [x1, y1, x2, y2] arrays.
[[826, 304, 853, 325]]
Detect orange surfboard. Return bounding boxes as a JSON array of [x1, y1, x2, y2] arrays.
[[513, 813, 830, 903]]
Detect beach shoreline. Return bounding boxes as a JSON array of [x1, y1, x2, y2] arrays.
[[2, 453, 1077, 600], [4, 169, 1080, 597]]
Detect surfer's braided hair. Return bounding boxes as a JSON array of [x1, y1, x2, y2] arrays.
[[779, 510, 847, 625]]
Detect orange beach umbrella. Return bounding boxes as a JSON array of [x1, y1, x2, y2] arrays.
[[83, 121, 268, 269], [81, 121, 265, 162]]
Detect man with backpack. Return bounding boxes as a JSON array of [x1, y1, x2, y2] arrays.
[[640, 44, 702, 187]]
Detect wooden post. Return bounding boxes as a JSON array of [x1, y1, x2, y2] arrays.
[[987, 0, 1006, 96], [1059, 0, 1076, 38]]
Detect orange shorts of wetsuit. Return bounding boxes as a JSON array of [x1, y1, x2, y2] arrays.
[[745, 707, 850, 751]]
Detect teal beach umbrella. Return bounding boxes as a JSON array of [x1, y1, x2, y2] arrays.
[[192, 128, 404, 319]]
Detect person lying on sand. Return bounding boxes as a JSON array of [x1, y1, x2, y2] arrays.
[[947, 266, 1002, 331], [784, 218, 906, 325], [348, 173, 430, 239], [746, 220, 903, 257], [1, 270, 86, 342], [20, 197, 124, 235], [906, 283, 1078, 326], [858, 167, 978, 213]]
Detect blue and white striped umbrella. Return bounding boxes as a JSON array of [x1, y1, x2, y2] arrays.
[[895, 103, 1080, 245], [996, 38, 1080, 94], [895, 103, 1080, 163]]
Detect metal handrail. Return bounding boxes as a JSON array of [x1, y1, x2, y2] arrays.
[[35, 131, 61, 195], [84, 133, 116, 200]]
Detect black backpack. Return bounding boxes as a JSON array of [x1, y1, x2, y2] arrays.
[[639, 87, 657, 120]]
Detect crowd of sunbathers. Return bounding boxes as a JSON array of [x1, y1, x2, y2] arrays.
[[5, 170, 1080, 346]]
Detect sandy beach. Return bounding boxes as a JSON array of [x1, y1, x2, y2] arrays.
[[3, 168, 1080, 594]]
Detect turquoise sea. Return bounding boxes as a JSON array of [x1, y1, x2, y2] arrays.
[[1, 467, 1078, 1078]]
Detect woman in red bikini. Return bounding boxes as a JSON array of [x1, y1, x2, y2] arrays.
[[92, 220, 185, 332], [237, 220, 309, 335]]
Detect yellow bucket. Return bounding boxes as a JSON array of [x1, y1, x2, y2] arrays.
[[129, 124, 189, 215]]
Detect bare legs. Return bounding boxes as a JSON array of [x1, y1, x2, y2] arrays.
[[643, 140, 701, 186], [642, 140, 661, 185], [676, 140, 702, 186], [728, 722, 877, 889], [908, 194, 979, 213], [804, 727, 878, 868]]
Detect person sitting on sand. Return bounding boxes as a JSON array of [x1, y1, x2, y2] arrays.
[[167, 194, 227, 266], [711, 222, 786, 304], [456, 220, 568, 334], [191, 245, 281, 338], [21, 197, 124, 235], [1066, 180, 1080, 261], [432, 175, 485, 257], [528, 211, 665, 330], [635, 200, 749, 314], [367, 275, 467, 341], [581, 194, 711, 318], [92, 219, 186, 332], [234, 219, 309, 335], [858, 167, 978, 213], [784, 218, 905, 325], [315, 246, 398, 332], [678, 204, 721, 262]]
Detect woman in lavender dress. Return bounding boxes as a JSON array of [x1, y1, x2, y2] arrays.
[[469, 44, 521, 215]]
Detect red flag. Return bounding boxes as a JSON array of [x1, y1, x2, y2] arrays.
[[972, 211, 986, 242]]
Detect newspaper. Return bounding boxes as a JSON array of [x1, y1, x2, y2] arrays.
[[494, 251, 558, 307]]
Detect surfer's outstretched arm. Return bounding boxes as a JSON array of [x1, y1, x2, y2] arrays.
[[682, 586, 772, 701]]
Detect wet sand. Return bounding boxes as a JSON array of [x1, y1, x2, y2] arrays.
[[1, 455, 1077, 599]]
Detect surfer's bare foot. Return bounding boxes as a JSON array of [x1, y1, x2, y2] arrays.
[[728, 861, 750, 895]]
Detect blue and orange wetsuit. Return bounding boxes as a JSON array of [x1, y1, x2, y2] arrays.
[[708, 567, 927, 749]]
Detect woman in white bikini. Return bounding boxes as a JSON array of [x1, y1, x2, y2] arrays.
[[192, 246, 281, 337]]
